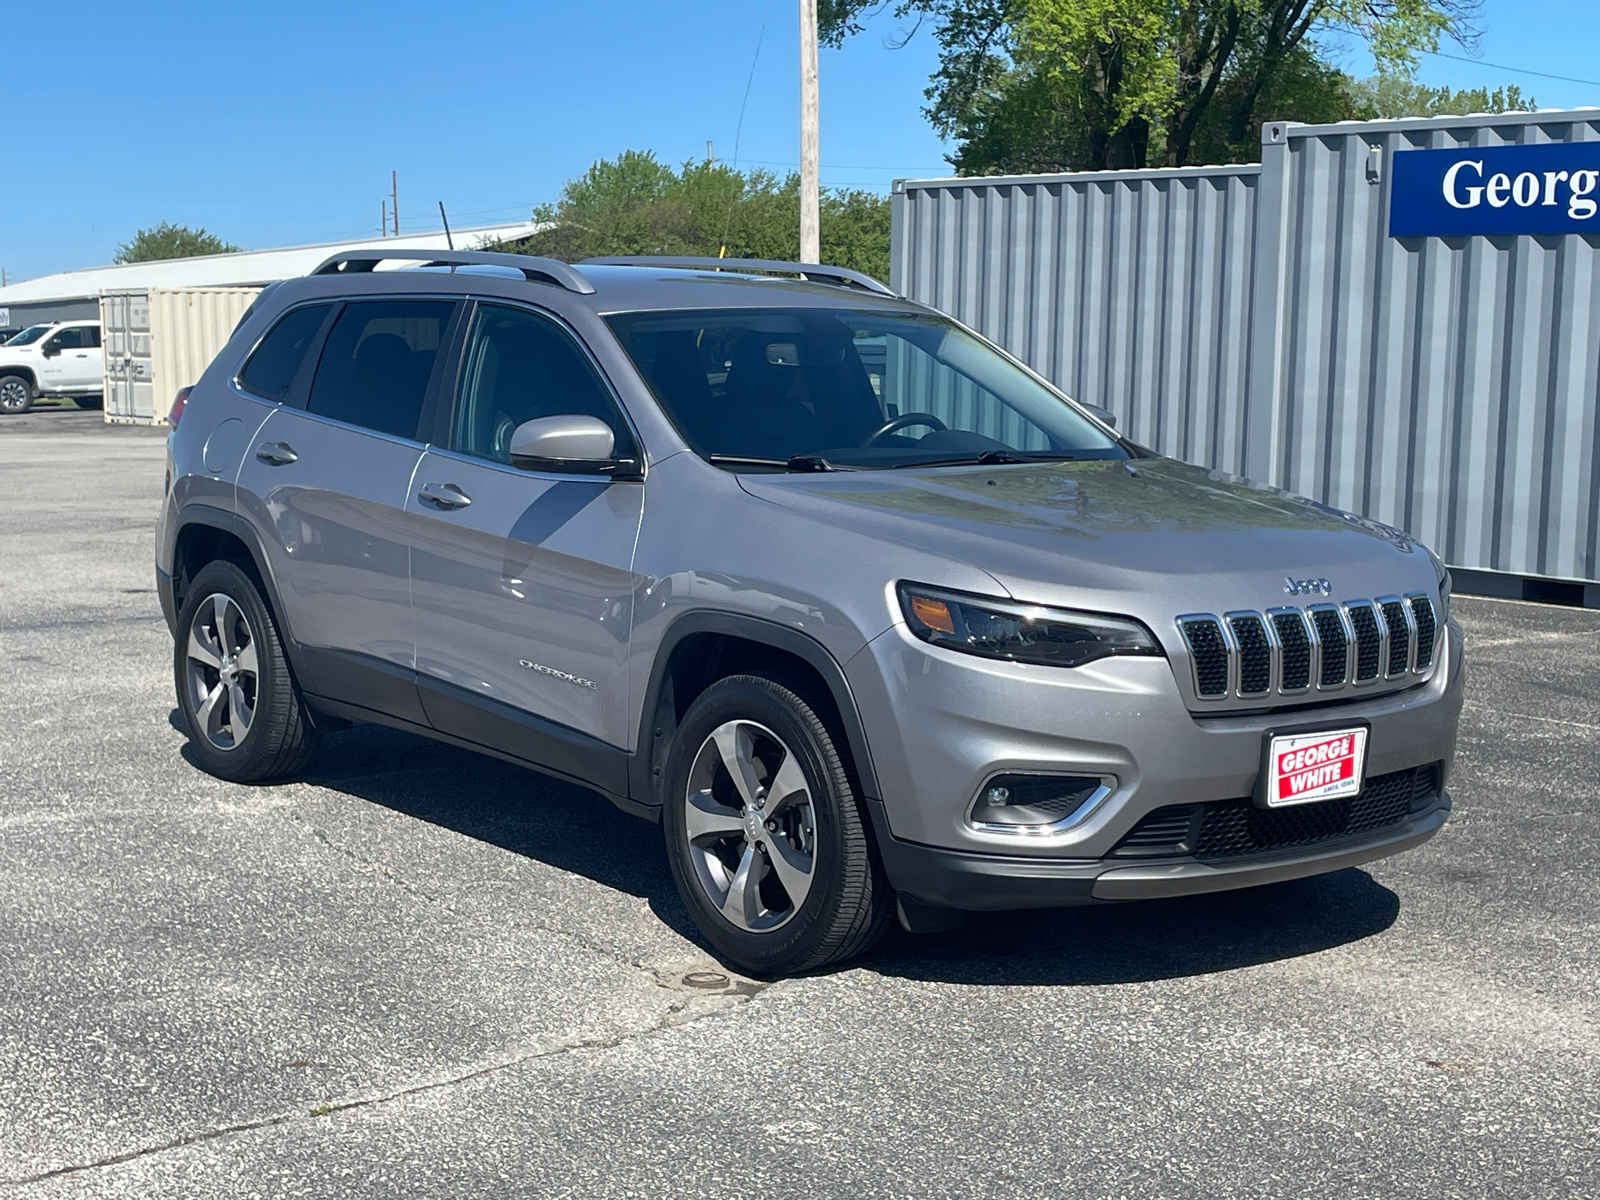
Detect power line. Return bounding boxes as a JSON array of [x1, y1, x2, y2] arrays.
[[1423, 50, 1600, 90], [741, 157, 950, 171]]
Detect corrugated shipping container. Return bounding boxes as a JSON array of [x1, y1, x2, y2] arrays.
[[891, 110, 1600, 588], [101, 287, 259, 425]]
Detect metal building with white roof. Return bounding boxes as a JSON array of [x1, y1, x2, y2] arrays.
[[0, 221, 540, 331]]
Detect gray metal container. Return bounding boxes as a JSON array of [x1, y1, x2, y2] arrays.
[[891, 110, 1600, 588]]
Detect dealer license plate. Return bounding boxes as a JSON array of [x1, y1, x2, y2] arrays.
[[1263, 727, 1368, 808]]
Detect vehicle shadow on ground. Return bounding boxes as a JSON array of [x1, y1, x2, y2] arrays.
[[184, 716, 1402, 987], [862, 871, 1400, 986]]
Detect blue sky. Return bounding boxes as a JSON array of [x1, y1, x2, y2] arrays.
[[5, 0, 1597, 282]]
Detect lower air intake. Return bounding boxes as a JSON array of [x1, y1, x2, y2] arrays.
[[1112, 763, 1443, 861]]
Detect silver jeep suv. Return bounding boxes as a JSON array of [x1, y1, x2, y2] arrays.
[[156, 250, 1463, 975]]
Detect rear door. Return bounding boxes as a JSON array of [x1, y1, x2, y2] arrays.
[[234, 298, 461, 720], [405, 301, 645, 757]]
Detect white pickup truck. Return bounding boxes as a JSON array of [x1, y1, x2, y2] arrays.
[[0, 321, 104, 414]]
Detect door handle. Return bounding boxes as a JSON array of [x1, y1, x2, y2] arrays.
[[419, 481, 472, 510], [255, 441, 298, 466]]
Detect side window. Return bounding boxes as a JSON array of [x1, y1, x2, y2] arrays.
[[46, 328, 82, 352], [306, 300, 455, 439], [81, 326, 101, 349], [238, 304, 333, 402], [451, 303, 633, 465]]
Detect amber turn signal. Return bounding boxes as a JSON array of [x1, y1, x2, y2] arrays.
[[909, 594, 956, 634]]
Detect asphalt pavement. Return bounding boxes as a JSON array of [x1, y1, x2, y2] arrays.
[[1, 413, 1596, 1198]]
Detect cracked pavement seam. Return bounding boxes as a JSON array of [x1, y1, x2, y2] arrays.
[[1, 981, 756, 1191]]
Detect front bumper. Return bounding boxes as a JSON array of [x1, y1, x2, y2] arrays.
[[846, 616, 1463, 859], [871, 792, 1450, 911]]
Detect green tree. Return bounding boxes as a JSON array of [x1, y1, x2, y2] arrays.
[[1348, 72, 1535, 118], [113, 222, 239, 264], [485, 151, 893, 282], [821, 0, 1478, 170]]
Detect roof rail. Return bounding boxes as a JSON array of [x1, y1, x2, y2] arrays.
[[310, 249, 595, 296], [579, 256, 895, 296]]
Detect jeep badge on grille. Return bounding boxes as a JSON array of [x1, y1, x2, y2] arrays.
[[1284, 576, 1333, 596]]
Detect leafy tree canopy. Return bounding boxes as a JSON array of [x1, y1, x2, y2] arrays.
[[113, 222, 239, 264], [486, 151, 892, 283], [1349, 71, 1534, 118], [821, 0, 1479, 171]]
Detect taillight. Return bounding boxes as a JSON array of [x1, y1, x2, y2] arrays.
[[168, 385, 192, 429]]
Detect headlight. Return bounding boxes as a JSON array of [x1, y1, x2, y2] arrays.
[[898, 583, 1163, 668]]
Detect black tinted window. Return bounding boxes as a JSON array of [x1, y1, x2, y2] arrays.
[[608, 307, 1123, 468], [238, 304, 332, 402], [451, 304, 632, 463], [47, 328, 84, 351], [80, 326, 101, 348], [307, 301, 454, 439]]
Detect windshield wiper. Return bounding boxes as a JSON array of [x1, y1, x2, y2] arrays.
[[707, 453, 840, 473], [890, 450, 1080, 469]]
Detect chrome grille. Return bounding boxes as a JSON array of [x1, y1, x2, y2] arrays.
[[1270, 608, 1313, 691], [1410, 593, 1437, 668], [1177, 595, 1440, 706], [1380, 598, 1412, 676], [1310, 605, 1349, 687], [1347, 602, 1383, 682], [1227, 613, 1272, 695], [1176, 617, 1229, 697]]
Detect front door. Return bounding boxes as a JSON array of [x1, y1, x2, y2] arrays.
[[233, 298, 459, 719], [406, 302, 645, 755], [38, 327, 90, 390]]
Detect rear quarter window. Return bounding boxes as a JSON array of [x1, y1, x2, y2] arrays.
[[237, 304, 334, 402]]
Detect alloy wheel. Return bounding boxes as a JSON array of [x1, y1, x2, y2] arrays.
[[683, 719, 818, 932], [184, 592, 259, 750], [0, 378, 29, 413]]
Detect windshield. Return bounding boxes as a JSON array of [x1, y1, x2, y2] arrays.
[[6, 325, 52, 346], [605, 307, 1126, 469]]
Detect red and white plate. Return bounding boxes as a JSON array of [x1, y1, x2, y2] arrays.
[[1263, 727, 1368, 808]]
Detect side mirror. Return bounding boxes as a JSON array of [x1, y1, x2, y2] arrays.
[[1083, 403, 1116, 429], [509, 414, 636, 476], [41, 343, 60, 359]]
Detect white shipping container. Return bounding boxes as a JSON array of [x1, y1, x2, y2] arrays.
[[100, 286, 260, 425]]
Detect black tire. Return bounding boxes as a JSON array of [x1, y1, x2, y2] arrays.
[[72, 395, 103, 410], [662, 672, 894, 976], [173, 560, 320, 783], [0, 374, 34, 415]]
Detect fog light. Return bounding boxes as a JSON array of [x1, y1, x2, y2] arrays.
[[970, 774, 1113, 832]]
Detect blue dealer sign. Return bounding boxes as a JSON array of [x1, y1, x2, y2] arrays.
[[1389, 143, 1600, 237]]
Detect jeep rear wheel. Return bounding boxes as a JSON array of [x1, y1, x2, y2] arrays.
[[662, 672, 893, 976], [174, 560, 320, 782], [0, 375, 33, 414]]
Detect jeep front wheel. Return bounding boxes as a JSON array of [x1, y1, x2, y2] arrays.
[[662, 672, 893, 976]]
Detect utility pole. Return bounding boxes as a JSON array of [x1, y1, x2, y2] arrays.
[[798, 0, 820, 264], [381, 200, 388, 237], [391, 171, 400, 236]]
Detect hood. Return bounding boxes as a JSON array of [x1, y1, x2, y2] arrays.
[[737, 457, 1437, 618]]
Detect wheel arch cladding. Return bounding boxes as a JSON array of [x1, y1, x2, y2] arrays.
[[170, 510, 314, 692], [632, 612, 883, 813]]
